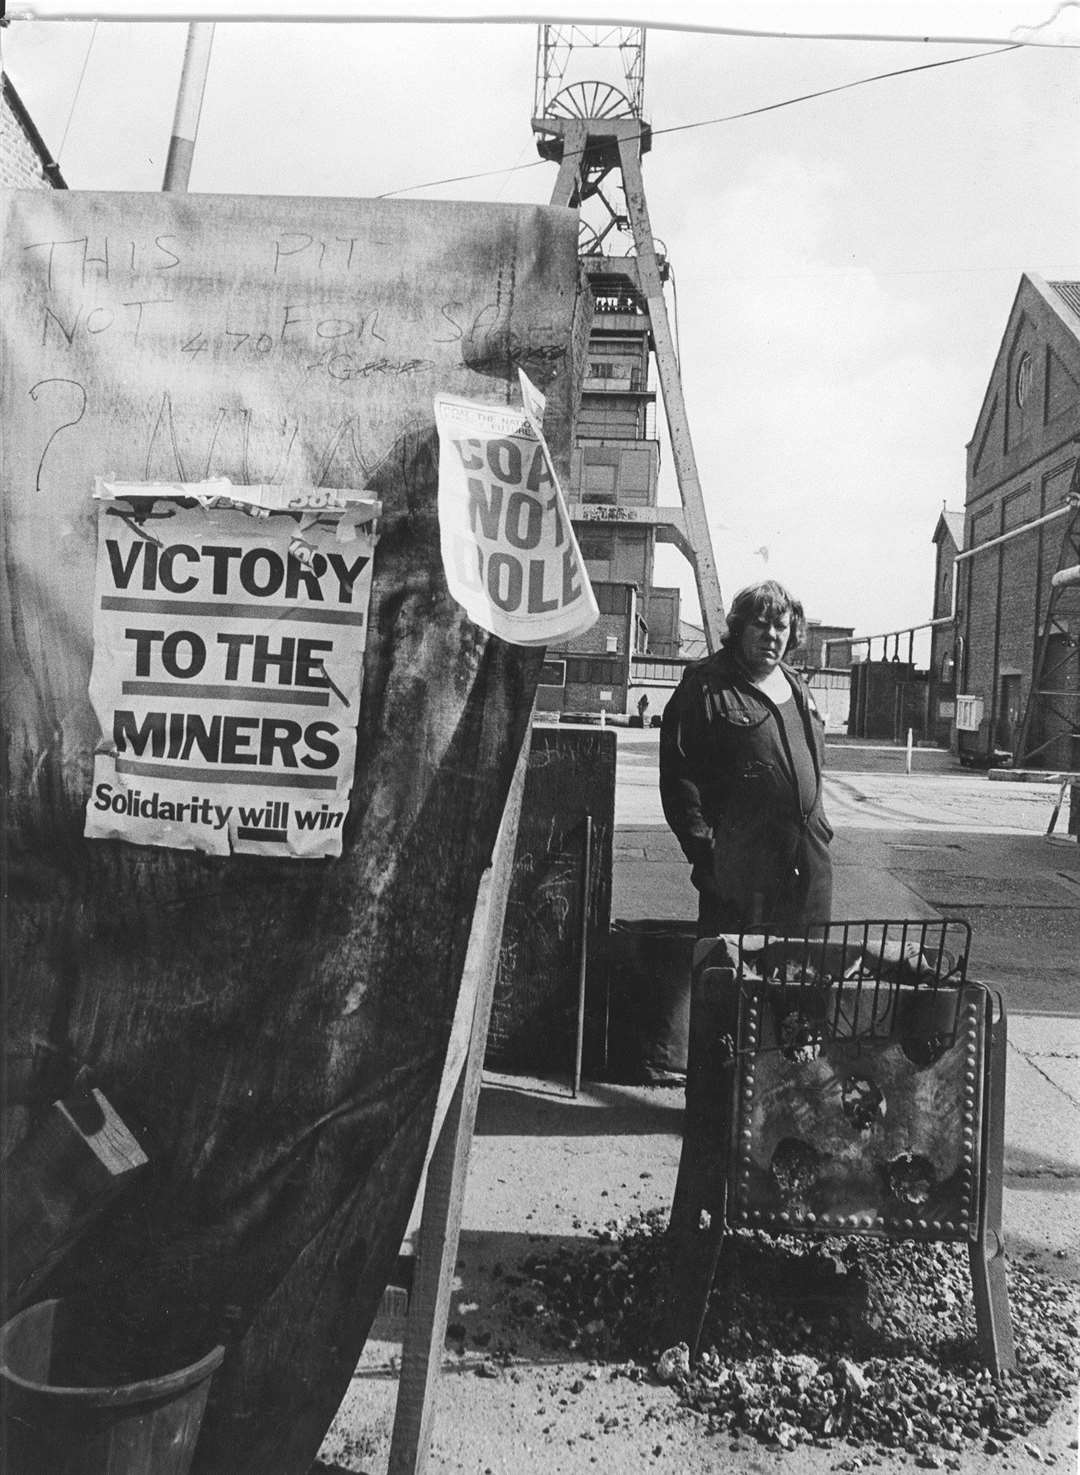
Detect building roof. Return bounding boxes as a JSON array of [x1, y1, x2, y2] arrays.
[[1018, 275, 1080, 347], [933, 507, 965, 550], [966, 273, 1080, 458], [943, 509, 965, 548], [1047, 280, 1080, 326]]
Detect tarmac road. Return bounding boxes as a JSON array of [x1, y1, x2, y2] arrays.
[[613, 730, 1080, 1017], [615, 729, 1061, 835]]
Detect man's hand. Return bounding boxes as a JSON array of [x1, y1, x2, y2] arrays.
[[688, 837, 716, 896]]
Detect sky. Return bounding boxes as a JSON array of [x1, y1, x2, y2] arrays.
[[2, 13, 1078, 651]]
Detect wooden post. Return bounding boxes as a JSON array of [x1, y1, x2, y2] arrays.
[[386, 737, 529, 1475], [969, 992, 1016, 1374]]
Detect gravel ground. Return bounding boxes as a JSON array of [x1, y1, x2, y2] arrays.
[[316, 1206, 1080, 1475], [515, 1211, 1079, 1461]]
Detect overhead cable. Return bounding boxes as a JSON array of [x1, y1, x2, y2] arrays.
[[377, 42, 1022, 199], [651, 43, 1021, 140], [58, 20, 98, 161]]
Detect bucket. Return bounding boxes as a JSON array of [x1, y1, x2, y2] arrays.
[[0, 1299, 225, 1475], [603, 919, 698, 1082]]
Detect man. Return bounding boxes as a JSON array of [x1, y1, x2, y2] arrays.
[[659, 579, 833, 936]]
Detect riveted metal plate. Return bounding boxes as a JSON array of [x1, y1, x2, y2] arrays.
[[728, 981, 987, 1238]]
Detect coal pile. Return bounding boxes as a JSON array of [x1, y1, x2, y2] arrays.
[[515, 1209, 1079, 1460]]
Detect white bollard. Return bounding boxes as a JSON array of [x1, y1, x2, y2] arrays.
[[906, 727, 914, 775]]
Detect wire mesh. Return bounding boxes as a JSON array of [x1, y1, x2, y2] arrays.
[[706, 918, 971, 1060]]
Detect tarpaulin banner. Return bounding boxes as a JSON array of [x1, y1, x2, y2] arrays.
[[85, 488, 377, 857], [2, 186, 586, 1475], [435, 372, 598, 646]]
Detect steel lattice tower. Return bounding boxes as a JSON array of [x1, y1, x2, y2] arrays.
[[533, 25, 726, 652]]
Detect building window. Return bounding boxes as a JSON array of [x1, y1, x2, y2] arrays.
[[577, 530, 612, 561], [595, 585, 630, 616], [538, 659, 566, 687], [631, 659, 688, 683], [566, 657, 622, 686], [1016, 352, 1032, 407]]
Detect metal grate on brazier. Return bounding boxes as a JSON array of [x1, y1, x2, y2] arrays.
[[719, 920, 979, 1237]]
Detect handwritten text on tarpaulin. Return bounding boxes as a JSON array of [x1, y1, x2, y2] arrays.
[[435, 376, 598, 646], [84, 488, 377, 858]]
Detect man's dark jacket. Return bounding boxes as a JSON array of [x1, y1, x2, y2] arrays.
[[659, 646, 833, 933]]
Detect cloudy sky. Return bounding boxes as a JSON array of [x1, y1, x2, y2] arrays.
[[3, 12, 1078, 648]]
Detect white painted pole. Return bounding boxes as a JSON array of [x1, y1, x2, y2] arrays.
[[163, 23, 216, 193], [906, 727, 914, 775]]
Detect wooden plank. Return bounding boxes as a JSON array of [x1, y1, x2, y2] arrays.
[[387, 733, 529, 1475], [3, 1086, 148, 1309]]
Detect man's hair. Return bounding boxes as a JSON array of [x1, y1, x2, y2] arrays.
[[722, 579, 805, 654]]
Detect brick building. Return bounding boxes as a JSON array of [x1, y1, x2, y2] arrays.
[[1, 68, 65, 190], [951, 275, 1080, 764], [792, 620, 855, 673], [928, 508, 964, 747], [534, 580, 645, 717]]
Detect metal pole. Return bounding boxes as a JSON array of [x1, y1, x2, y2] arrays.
[[954, 501, 1071, 564], [572, 814, 593, 1098], [1046, 779, 1068, 838], [163, 23, 215, 193]]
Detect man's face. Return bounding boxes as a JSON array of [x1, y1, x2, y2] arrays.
[[738, 610, 791, 677]]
